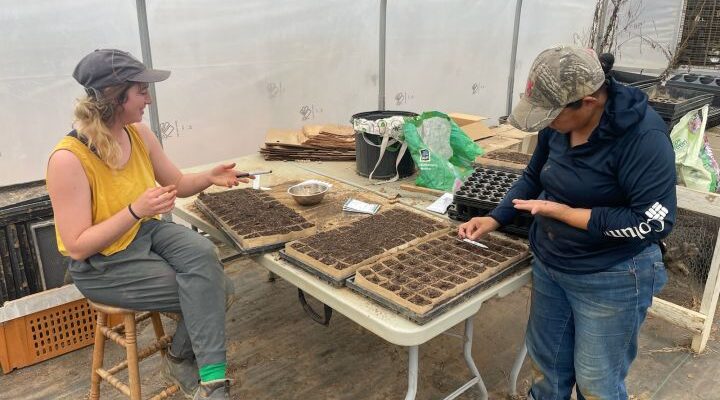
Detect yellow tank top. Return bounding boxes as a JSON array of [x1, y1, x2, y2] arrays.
[[50, 124, 157, 256]]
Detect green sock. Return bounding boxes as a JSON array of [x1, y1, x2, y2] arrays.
[[199, 362, 226, 383]]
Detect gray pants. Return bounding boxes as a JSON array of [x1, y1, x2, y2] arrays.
[[69, 219, 234, 367]]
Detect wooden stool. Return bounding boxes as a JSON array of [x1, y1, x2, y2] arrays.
[[87, 300, 179, 400]]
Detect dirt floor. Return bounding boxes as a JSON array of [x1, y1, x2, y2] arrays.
[[1, 252, 719, 399]]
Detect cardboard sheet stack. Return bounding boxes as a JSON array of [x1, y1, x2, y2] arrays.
[[447, 112, 538, 156], [260, 124, 356, 161]]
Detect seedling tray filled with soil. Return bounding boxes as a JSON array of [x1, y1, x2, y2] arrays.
[[474, 150, 531, 173], [195, 188, 317, 253], [348, 231, 531, 324], [283, 207, 449, 285], [0, 180, 48, 213]]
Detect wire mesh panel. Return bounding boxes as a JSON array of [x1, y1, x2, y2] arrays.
[[660, 208, 720, 310], [676, 0, 720, 69]]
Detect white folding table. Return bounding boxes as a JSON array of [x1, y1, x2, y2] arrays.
[[173, 155, 532, 399], [256, 253, 530, 400]]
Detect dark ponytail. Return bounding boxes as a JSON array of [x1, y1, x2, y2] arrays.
[[598, 52, 615, 88], [598, 52, 615, 76]]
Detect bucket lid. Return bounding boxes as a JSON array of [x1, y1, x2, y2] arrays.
[[350, 110, 418, 122], [351, 110, 417, 137]]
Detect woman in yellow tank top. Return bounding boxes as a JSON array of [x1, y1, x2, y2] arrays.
[[46, 49, 245, 399]]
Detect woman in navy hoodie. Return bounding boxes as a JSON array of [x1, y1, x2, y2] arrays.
[[459, 46, 675, 399]]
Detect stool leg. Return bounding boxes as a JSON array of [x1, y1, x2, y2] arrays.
[[124, 313, 142, 400], [89, 311, 107, 400], [150, 312, 167, 356]]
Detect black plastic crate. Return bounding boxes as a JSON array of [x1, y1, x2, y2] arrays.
[[644, 85, 714, 121], [667, 105, 720, 131], [667, 73, 720, 107], [0, 196, 53, 305], [709, 106, 720, 129]]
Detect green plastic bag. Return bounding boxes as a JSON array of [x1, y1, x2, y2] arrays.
[[403, 111, 484, 192], [671, 105, 720, 193]]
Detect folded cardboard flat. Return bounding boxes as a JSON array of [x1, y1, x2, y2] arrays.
[[460, 120, 494, 141], [448, 112, 488, 127], [265, 129, 303, 147], [491, 124, 538, 154], [261, 124, 356, 161], [476, 136, 522, 156]]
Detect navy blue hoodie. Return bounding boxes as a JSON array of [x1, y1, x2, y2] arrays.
[[488, 79, 676, 274]]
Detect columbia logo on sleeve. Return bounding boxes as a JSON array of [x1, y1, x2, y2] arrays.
[[604, 202, 668, 239]]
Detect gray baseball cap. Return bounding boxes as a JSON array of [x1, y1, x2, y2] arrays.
[[509, 46, 605, 132], [73, 49, 170, 93]]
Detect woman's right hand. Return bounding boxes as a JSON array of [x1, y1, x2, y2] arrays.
[[458, 216, 500, 240], [130, 185, 177, 218]]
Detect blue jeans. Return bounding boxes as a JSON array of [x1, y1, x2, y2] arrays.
[[526, 244, 667, 400]]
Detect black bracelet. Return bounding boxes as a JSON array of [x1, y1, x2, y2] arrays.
[[128, 204, 141, 220]]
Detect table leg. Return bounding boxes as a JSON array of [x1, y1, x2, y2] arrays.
[[462, 316, 488, 400], [404, 345, 419, 400], [509, 342, 527, 396]]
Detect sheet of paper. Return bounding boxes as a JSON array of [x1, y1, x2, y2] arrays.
[[426, 193, 454, 214], [343, 198, 380, 215]]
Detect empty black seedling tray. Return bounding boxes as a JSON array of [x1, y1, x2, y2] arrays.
[[454, 167, 521, 208], [451, 167, 533, 236], [612, 70, 661, 89], [644, 85, 714, 121], [668, 74, 720, 107]]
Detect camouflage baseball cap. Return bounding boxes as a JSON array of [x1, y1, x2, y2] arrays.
[[509, 46, 605, 132]]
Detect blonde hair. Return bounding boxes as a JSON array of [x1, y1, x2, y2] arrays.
[[73, 83, 133, 169]]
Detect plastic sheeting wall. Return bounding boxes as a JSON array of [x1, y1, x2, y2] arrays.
[[510, 0, 599, 110], [612, 0, 685, 72], [0, 1, 141, 185], [510, 0, 685, 106], [147, 0, 380, 169], [0, 1, 379, 186], [1, 0, 687, 186], [385, 0, 517, 119]]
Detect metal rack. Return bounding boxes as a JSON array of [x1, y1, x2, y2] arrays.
[[676, 0, 720, 69]]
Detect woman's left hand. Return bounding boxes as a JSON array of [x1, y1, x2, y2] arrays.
[[208, 163, 254, 188], [513, 199, 569, 219]]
